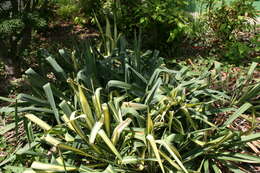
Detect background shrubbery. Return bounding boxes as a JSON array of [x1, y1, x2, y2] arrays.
[[198, 0, 258, 63]]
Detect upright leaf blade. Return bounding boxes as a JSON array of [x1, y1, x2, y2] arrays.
[[46, 56, 67, 80], [98, 129, 122, 160], [102, 103, 111, 137], [43, 83, 61, 124], [147, 135, 165, 173], [78, 86, 94, 129], [111, 118, 132, 145]]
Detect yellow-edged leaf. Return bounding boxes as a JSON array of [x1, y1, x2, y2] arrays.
[[78, 86, 94, 129], [25, 114, 52, 131], [31, 161, 77, 172], [147, 134, 165, 173], [111, 118, 132, 145]]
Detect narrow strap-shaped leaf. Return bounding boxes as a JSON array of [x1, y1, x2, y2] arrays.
[[78, 85, 94, 129], [43, 83, 61, 124], [159, 151, 181, 171], [197, 159, 205, 173], [98, 129, 122, 160], [122, 102, 148, 110], [121, 107, 145, 127], [125, 64, 148, 84], [145, 78, 162, 105], [0, 96, 17, 103], [25, 114, 52, 131], [212, 162, 222, 173], [105, 16, 112, 56], [146, 111, 153, 135], [25, 68, 69, 100], [90, 117, 104, 144], [157, 140, 188, 173], [238, 83, 260, 105], [203, 159, 209, 173], [124, 127, 146, 143], [102, 103, 111, 137], [180, 107, 198, 130], [121, 156, 157, 164], [146, 135, 165, 173], [49, 84, 70, 102], [240, 133, 260, 143], [107, 80, 132, 90], [246, 62, 258, 82], [111, 118, 132, 145], [69, 111, 88, 142], [214, 152, 260, 163], [59, 101, 73, 117], [59, 49, 71, 65], [46, 56, 67, 80], [222, 103, 252, 127], [171, 116, 185, 135], [94, 13, 105, 44], [62, 115, 75, 132], [44, 135, 100, 160], [193, 130, 233, 147], [17, 93, 49, 106], [59, 143, 102, 161], [176, 66, 188, 81], [92, 88, 102, 119], [31, 161, 77, 172], [25, 68, 48, 88], [0, 106, 53, 114], [147, 68, 178, 90], [108, 101, 121, 123], [182, 147, 207, 163]]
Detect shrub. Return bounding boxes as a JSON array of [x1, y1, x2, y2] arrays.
[[77, 0, 194, 56], [206, 0, 257, 42], [197, 0, 258, 63], [115, 0, 194, 55], [56, 4, 79, 20]]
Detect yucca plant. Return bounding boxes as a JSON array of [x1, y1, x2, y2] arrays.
[[93, 15, 164, 87], [5, 62, 257, 172], [0, 33, 165, 172], [0, 21, 259, 171]]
